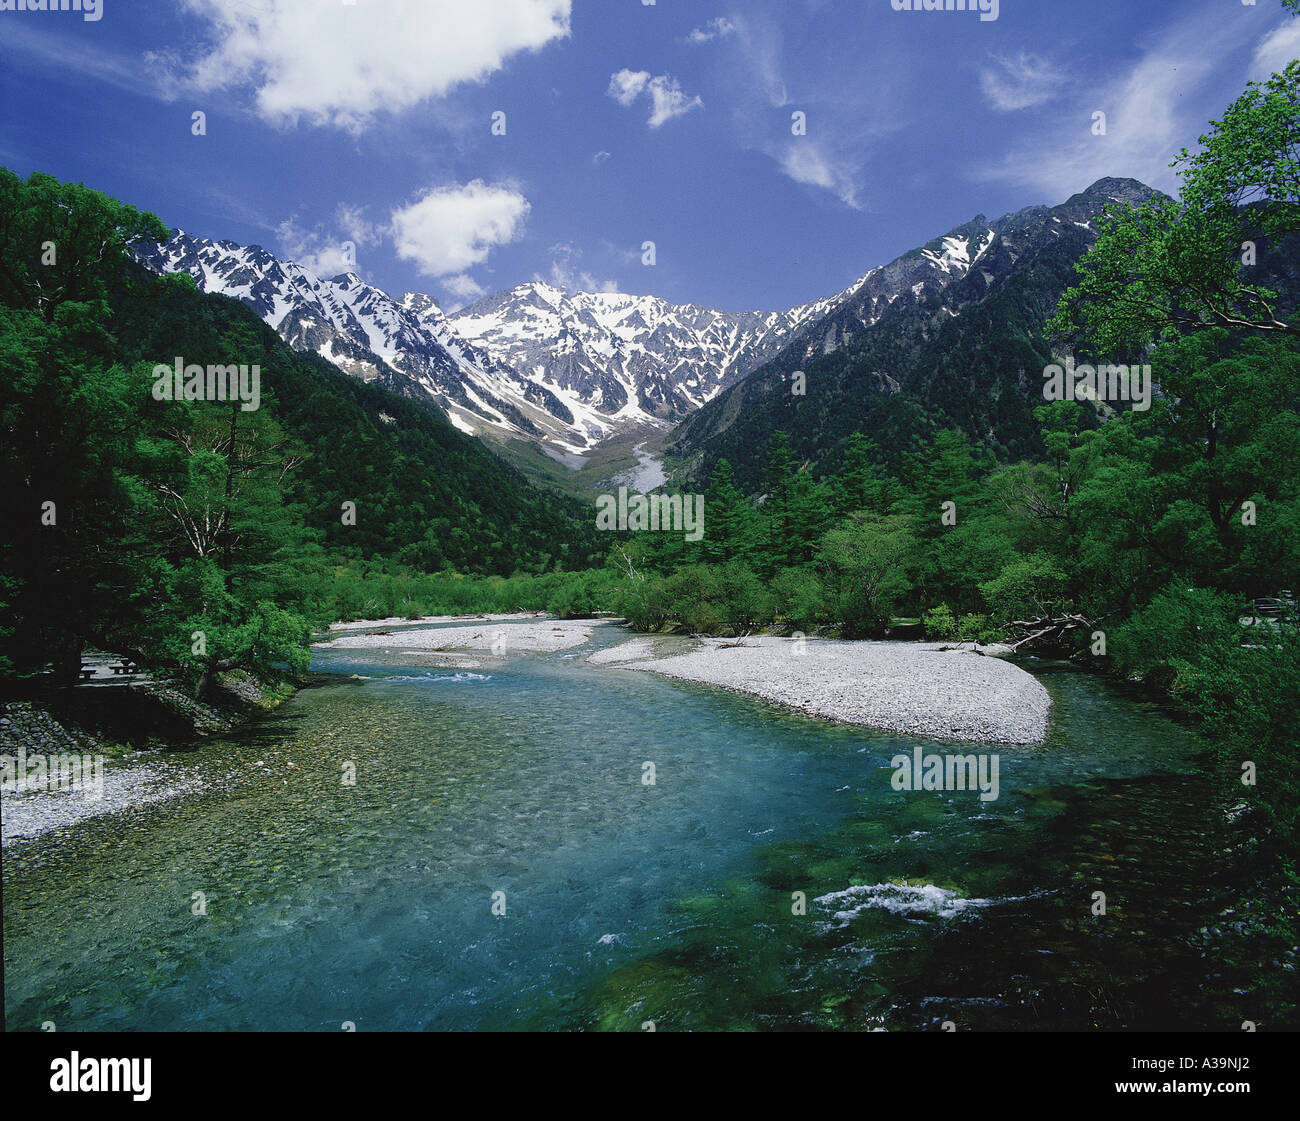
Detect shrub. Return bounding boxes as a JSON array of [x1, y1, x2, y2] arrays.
[[923, 604, 956, 640]]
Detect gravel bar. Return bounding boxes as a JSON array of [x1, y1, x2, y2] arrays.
[[594, 636, 1050, 744]]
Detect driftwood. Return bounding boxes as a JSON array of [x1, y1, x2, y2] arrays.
[[689, 631, 755, 648], [1003, 614, 1093, 654]]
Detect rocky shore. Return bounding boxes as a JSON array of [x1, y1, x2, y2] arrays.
[[590, 635, 1050, 744], [1, 670, 293, 845], [318, 617, 611, 657]]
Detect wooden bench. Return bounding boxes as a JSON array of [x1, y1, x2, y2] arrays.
[[79, 669, 94, 681], [111, 663, 137, 676]]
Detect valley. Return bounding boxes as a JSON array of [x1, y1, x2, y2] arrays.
[[3, 5, 1298, 1051]]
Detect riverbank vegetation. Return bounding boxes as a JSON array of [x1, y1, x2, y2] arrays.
[[0, 169, 605, 703], [1, 48, 1296, 1027], [605, 62, 1300, 982]]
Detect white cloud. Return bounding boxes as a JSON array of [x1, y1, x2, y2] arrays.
[[608, 69, 650, 106], [607, 69, 703, 128], [592, 150, 612, 165], [688, 17, 736, 45], [442, 274, 488, 301], [168, 0, 571, 130], [390, 181, 531, 279], [979, 51, 1059, 112], [1250, 21, 1300, 81], [540, 244, 620, 294], [277, 206, 379, 276], [779, 142, 860, 209], [334, 204, 383, 248], [280, 236, 355, 278]]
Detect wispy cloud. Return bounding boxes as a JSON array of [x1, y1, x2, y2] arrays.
[[607, 69, 703, 128], [538, 243, 619, 294], [779, 142, 861, 209], [442, 273, 488, 302], [687, 17, 736, 45], [277, 204, 384, 277], [979, 51, 1060, 112], [730, 14, 789, 108], [707, 12, 889, 210], [1249, 19, 1300, 81], [975, 6, 1272, 198], [1, 21, 158, 99]]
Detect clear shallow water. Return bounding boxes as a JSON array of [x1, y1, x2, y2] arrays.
[[3, 625, 1220, 1031]]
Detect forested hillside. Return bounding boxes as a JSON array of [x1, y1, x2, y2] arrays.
[[598, 65, 1300, 980], [664, 177, 1298, 493], [0, 170, 603, 687]]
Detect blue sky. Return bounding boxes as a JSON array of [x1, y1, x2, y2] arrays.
[[1, 0, 1297, 313]]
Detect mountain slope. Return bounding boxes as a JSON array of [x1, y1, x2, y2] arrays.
[[140, 233, 872, 458], [111, 266, 605, 574], [140, 179, 1174, 491], [135, 234, 595, 449], [140, 222, 1018, 464], [445, 281, 857, 437], [666, 178, 1161, 489]]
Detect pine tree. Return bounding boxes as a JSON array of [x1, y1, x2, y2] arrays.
[[702, 458, 758, 565]]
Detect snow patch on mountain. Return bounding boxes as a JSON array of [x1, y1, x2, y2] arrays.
[[137, 212, 1009, 458]]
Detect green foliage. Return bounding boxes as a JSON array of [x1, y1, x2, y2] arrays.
[[1113, 587, 1300, 853], [820, 515, 916, 637], [1052, 60, 1300, 352], [701, 459, 760, 565], [955, 612, 996, 644], [0, 170, 172, 681], [979, 554, 1068, 623], [0, 169, 604, 691], [318, 562, 619, 623], [922, 604, 956, 640], [0, 169, 169, 319], [770, 567, 827, 632]]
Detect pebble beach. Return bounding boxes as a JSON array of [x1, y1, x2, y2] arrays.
[[590, 635, 1050, 744]]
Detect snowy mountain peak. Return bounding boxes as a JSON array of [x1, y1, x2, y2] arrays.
[[136, 201, 1033, 463]]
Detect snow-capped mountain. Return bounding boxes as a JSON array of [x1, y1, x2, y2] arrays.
[[667, 178, 1163, 487], [137, 214, 1004, 459], [446, 282, 855, 430], [136, 233, 585, 448]]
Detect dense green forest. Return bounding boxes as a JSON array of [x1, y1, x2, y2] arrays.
[[597, 63, 1300, 961], [2, 60, 1297, 968], [0, 168, 605, 690]]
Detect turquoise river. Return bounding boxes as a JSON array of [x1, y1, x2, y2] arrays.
[[3, 621, 1257, 1031]]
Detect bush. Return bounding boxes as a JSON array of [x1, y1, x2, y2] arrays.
[[820, 516, 915, 638], [771, 567, 826, 631], [923, 604, 957, 640], [978, 554, 1067, 624], [718, 563, 774, 633]]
